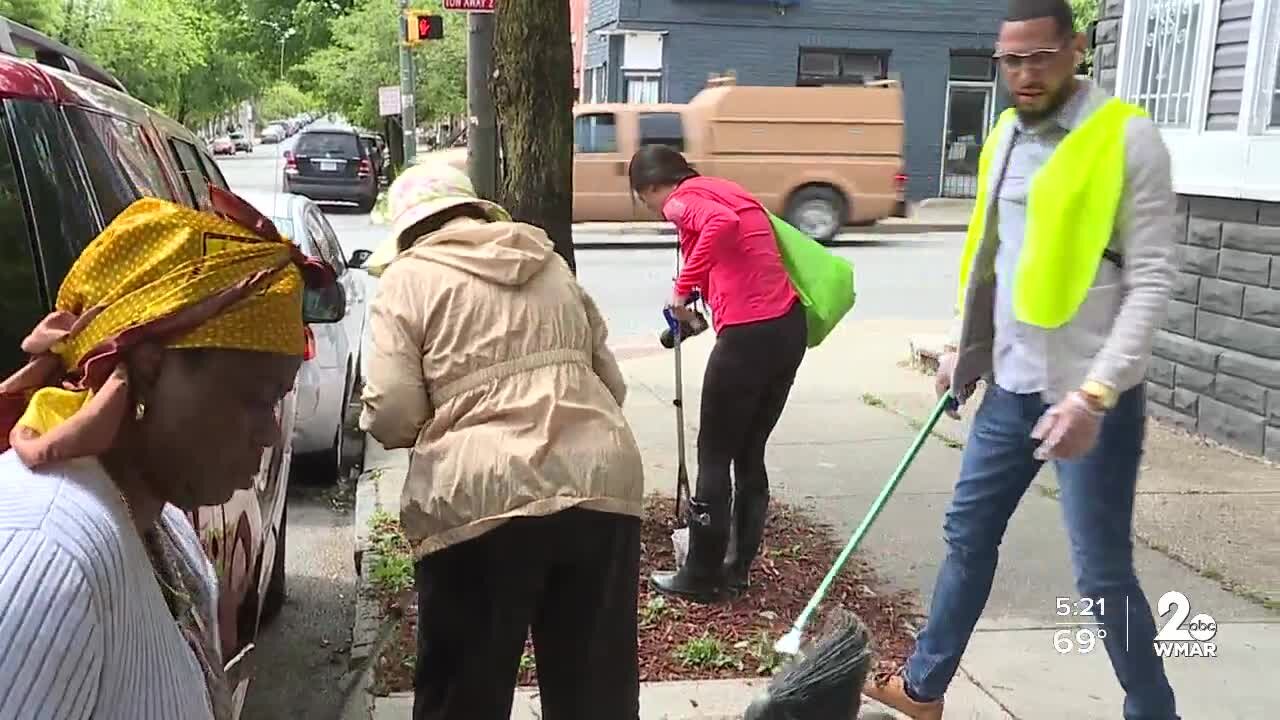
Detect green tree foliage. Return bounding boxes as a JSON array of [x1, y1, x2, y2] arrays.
[[0, 0, 63, 34], [80, 0, 264, 125], [1070, 0, 1100, 31], [296, 0, 464, 129], [258, 80, 318, 121]]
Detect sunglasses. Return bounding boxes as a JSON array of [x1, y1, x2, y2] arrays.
[[992, 41, 1070, 71]]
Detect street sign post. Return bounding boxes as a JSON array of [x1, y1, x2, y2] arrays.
[[378, 85, 402, 117], [443, 0, 495, 11]]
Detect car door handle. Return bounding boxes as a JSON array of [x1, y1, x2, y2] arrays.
[[614, 160, 627, 175]]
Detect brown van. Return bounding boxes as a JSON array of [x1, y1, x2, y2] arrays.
[[411, 77, 906, 243], [573, 76, 906, 242]]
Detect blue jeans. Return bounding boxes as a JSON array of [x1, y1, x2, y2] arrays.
[[903, 384, 1179, 720]]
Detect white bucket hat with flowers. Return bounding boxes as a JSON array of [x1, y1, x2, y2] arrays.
[[364, 159, 510, 277]]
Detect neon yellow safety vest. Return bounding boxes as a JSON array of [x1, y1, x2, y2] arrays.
[[955, 97, 1147, 329]]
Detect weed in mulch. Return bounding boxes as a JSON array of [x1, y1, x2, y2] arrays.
[[373, 496, 922, 693], [367, 511, 418, 696], [516, 494, 920, 687]]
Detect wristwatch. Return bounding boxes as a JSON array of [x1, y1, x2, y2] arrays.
[[1078, 380, 1117, 411]]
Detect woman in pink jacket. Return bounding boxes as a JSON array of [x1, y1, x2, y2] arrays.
[[630, 144, 807, 604]]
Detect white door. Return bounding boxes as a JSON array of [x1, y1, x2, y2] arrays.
[[940, 83, 994, 199]]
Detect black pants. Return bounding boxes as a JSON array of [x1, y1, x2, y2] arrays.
[[412, 507, 642, 720], [697, 300, 807, 509]]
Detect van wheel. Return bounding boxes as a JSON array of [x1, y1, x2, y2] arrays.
[[786, 186, 846, 244]]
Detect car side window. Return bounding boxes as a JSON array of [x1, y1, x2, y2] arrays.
[[198, 150, 231, 191], [0, 106, 48, 377], [638, 112, 685, 152], [6, 101, 99, 288], [303, 205, 344, 274], [66, 108, 174, 221], [168, 138, 212, 208], [574, 113, 618, 153]]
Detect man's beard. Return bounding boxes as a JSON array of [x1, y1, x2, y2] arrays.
[[1015, 78, 1077, 124]]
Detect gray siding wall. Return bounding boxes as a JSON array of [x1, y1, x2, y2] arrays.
[[583, 0, 620, 73], [596, 0, 1005, 201], [1151, 197, 1280, 461], [1206, 0, 1253, 131]]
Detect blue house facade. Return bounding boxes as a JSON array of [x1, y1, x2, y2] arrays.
[[581, 0, 1009, 201]]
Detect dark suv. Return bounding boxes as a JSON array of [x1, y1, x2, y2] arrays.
[[0, 17, 318, 710], [283, 125, 378, 212]]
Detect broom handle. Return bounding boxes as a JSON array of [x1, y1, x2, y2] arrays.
[[788, 391, 957, 635]]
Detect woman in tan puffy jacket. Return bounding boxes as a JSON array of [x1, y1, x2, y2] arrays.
[[359, 162, 645, 720]]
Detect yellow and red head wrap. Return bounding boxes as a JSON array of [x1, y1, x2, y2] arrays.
[[0, 188, 334, 468]]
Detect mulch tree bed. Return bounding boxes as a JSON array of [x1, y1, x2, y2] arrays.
[[369, 495, 921, 694]]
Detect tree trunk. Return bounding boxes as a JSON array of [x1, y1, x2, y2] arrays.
[[491, 0, 576, 272]]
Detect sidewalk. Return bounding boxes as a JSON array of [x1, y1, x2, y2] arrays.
[[348, 315, 1278, 719], [617, 317, 1279, 718]]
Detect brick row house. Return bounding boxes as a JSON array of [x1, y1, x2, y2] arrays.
[[1093, 0, 1280, 459], [577, 0, 1008, 202]]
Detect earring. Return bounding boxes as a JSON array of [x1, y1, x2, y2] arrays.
[[134, 399, 147, 422]]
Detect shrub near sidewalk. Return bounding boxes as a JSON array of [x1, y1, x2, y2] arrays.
[[367, 497, 920, 693]]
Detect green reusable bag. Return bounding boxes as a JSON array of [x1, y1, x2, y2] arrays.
[[768, 212, 856, 347]]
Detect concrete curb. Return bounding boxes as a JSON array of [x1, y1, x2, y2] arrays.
[[367, 678, 907, 719], [344, 451, 402, 720]]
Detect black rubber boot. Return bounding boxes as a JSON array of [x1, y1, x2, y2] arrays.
[[650, 499, 729, 604], [723, 491, 768, 596]]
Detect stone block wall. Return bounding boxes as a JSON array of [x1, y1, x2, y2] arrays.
[[1092, 0, 1125, 94], [1148, 196, 1280, 460]]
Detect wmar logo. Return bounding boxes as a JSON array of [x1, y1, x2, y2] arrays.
[[1153, 591, 1218, 658]]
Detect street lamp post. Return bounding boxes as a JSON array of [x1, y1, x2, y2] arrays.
[[279, 27, 297, 79], [257, 19, 297, 80]]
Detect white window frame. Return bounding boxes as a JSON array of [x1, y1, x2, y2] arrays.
[[624, 71, 663, 104], [619, 30, 665, 104], [1115, 0, 1219, 131], [583, 64, 608, 104], [1246, 0, 1280, 133], [1116, 0, 1280, 201]]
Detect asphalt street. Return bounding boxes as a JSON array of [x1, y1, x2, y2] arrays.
[[219, 139, 962, 718], [218, 140, 961, 342]]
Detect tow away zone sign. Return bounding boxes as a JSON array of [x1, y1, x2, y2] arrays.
[[443, 0, 495, 10]]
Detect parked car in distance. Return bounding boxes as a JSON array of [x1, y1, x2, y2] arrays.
[[359, 131, 388, 183], [261, 124, 286, 144], [237, 190, 369, 483], [211, 135, 236, 155], [283, 124, 379, 213], [230, 131, 253, 153], [0, 17, 344, 717]]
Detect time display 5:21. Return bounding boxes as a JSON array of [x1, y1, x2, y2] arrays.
[[1057, 597, 1106, 617]]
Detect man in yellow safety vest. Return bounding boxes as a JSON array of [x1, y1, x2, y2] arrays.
[[864, 1, 1181, 718]]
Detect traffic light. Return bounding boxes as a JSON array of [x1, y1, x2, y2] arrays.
[[405, 12, 444, 45]]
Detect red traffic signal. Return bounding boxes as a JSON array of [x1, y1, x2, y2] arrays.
[[406, 12, 444, 44]]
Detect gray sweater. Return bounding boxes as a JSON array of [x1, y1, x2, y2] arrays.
[[948, 79, 1178, 406]]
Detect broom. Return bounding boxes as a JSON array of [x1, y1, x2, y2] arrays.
[[743, 391, 958, 717]]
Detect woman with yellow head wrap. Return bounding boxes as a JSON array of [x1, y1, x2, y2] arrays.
[[0, 188, 334, 720]]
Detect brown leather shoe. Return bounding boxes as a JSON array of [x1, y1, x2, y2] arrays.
[[863, 672, 944, 720]]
